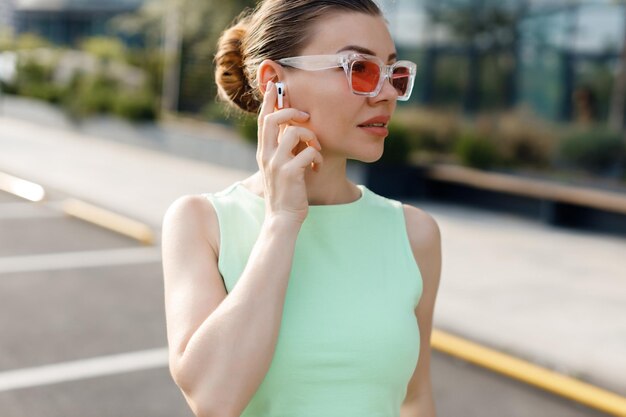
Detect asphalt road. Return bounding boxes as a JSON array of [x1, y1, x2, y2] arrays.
[[0, 186, 612, 417]]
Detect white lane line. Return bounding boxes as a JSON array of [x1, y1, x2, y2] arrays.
[[0, 171, 45, 202], [0, 202, 64, 219], [0, 247, 162, 274], [0, 348, 168, 392]]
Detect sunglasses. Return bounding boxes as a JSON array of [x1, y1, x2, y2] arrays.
[[276, 53, 417, 101]]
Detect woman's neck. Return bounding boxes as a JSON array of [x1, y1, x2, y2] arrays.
[[241, 163, 360, 206]]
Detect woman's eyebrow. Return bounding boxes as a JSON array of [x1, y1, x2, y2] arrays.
[[336, 45, 397, 61]]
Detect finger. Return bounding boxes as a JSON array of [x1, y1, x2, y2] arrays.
[[284, 146, 323, 173], [257, 80, 277, 156], [278, 125, 321, 151], [274, 126, 319, 164], [258, 80, 276, 127], [260, 109, 311, 161]]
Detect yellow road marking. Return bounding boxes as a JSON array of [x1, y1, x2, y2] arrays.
[[62, 198, 154, 245], [432, 329, 626, 416]]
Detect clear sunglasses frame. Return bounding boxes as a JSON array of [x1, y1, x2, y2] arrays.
[[276, 53, 417, 101]]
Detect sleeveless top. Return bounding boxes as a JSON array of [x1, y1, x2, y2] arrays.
[[202, 180, 423, 417]]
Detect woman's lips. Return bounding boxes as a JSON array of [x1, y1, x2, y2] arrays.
[[358, 125, 389, 136]]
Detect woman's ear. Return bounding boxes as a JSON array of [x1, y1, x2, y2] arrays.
[[258, 59, 285, 94]]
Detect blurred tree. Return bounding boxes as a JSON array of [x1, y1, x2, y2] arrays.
[[16, 33, 51, 50], [609, 1, 626, 131], [607, 0, 626, 179], [114, 0, 258, 114], [80, 37, 127, 63], [0, 27, 13, 51], [115, 0, 256, 49], [424, 0, 528, 112]]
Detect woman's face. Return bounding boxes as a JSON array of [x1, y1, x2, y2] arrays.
[[284, 12, 399, 163]]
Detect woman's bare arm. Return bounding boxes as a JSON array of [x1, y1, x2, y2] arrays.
[[400, 205, 442, 417], [162, 195, 302, 417]]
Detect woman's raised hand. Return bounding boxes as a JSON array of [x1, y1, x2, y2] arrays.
[[256, 81, 324, 225]]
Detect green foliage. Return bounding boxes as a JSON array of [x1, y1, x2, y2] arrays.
[[0, 27, 13, 51], [576, 66, 613, 122], [392, 107, 563, 170], [395, 107, 461, 154], [236, 114, 258, 145], [61, 73, 157, 121], [5, 31, 159, 123], [424, 2, 520, 111], [80, 37, 127, 63], [15, 33, 50, 50], [178, 53, 215, 112], [454, 130, 499, 169], [114, 0, 257, 113], [433, 56, 467, 106], [0, 81, 17, 94], [74, 87, 116, 115], [202, 101, 257, 143], [426, 2, 519, 46], [378, 121, 411, 165], [126, 47, 163, 99], [8, 46, 159, 122], [114, 0, 258, 45], [15, 59, 49, 82], [557, 128, 625, 175], [13, 60, 64, 103], [202, 101, 229, 123], [112, 90, 158, 121], [19, 83, 65, 104], [410, 128, 455, 154], [473, 111, 557, 170], [63, 74, 118, 117]]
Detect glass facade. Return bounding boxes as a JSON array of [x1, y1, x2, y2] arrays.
[[379, 0, 626, 121], [13, 0, 143, 46], [0, 0, 15, 33]]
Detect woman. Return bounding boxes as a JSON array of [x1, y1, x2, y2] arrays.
[[161, 1, 442, 416]]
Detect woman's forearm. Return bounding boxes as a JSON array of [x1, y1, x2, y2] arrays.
[[176, 215, 302, 417]]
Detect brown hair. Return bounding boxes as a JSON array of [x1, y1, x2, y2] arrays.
[[213, 0, 383, 115]]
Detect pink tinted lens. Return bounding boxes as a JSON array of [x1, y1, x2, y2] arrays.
[[351, 59, 412, 96], [350, 59, 380, 93], [391, 66, 410, 96]]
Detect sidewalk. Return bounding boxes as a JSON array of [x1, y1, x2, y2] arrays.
[[1, 112, 625, 399]]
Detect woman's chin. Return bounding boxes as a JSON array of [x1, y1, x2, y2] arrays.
[[353, 149, 386, 164]]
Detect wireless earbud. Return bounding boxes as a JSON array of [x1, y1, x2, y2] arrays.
[[275, 82, 285, 109]]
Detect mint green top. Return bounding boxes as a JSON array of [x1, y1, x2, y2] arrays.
[[203, 180, 423, 417]]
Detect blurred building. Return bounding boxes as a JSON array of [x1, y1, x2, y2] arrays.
[[0, 0, 16, 32], [382, 0, 626, 124], [13, 0, 143, 45]]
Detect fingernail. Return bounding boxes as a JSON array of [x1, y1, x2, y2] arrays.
[[267, 80, 274, 91], [300, 111, 310, 118]]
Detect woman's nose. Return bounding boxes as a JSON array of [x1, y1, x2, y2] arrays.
[[372, 74, 399, 102]]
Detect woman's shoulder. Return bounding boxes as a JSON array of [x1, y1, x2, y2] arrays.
[[163, 193, 218, 222], [162, 194, 220, 257], [401, 203, 441, 253], [400, 203, 442, 290]]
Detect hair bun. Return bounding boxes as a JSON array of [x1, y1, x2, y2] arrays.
[[214, 19, 260, 114]]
